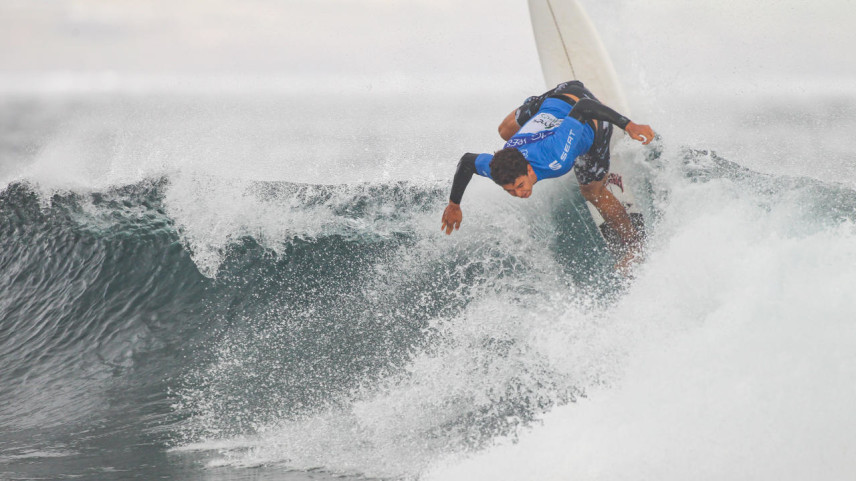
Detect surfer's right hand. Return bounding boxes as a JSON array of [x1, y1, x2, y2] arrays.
[[625, 122, 655, 145], [441, 202, 463, 235]]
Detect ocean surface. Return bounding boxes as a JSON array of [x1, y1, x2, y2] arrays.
[[2, 89, 856, 481]]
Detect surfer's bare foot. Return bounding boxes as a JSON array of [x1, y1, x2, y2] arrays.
[[615, 249, 641, 277]]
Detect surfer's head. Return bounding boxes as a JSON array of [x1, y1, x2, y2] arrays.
[[491, 148, 536, 199]]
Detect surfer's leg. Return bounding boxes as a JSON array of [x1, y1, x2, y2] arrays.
[[576, 122, 642, 263], [579, 179, 637, 246], [498, 110, 519, 141], [573, 121, 612, 186], [501, 81, 593, 141], [579, 178, 642, 273], [552, 80, 589, 99], [502, 82, 588, 140], [505, 96, 544, 137]]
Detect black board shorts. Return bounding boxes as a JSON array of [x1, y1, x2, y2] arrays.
[[515, 80, 614, 185]]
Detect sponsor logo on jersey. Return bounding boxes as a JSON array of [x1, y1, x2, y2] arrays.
[[549, 160, 562, 170], [518, 113, 561, 135], [504, 130, 555, 149], [559, 128, 576, 162]]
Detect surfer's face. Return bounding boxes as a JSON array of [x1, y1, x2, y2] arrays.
[[501, 164, 537, 198], [502, 174, 534, 198]]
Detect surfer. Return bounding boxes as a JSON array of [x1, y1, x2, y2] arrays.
[[441, 81, 654, 271]]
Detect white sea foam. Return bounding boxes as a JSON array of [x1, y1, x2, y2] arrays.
[[177, 141, 856, 479], [423, 147, 856, 480]]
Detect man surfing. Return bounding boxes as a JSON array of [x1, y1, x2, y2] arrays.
[[440, 81, 654, 272]]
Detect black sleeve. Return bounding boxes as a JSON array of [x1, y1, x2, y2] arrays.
[[449, 153, 479, 205], [549, 95, 632, 130]]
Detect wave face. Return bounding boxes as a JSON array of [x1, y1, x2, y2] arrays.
[[0, 179, 210, 479], [3, 91, 856, 481], [0, 104, 611, 478]]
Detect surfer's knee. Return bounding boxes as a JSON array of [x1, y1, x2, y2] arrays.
[[498, 111, 519, 141]]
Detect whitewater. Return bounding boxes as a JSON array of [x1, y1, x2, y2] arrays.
[[3, 2, 856, 480]]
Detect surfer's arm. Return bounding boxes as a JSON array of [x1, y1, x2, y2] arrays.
[[443, 153, 483, 235], [449, 153, 480, 205], [564, 97, 630, 128], [566, 97, 655, 145]]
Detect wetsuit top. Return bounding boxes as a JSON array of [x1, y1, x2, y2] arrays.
[[449, 96, 631, 204]]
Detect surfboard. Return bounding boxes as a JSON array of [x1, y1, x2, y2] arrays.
[[528, 0, 644, 252]]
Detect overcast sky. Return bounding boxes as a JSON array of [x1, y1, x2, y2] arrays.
[[0, 1, 535, 82], [1, 0, 854, 96]]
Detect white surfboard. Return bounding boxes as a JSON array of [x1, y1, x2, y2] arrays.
[[528, 0, 644, 251]]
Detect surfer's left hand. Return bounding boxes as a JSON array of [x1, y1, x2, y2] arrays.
[[625, 122, 655, 145]]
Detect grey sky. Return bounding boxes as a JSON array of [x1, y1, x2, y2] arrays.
[[1, 0, 854, 96], [0, 1, 534, 76]]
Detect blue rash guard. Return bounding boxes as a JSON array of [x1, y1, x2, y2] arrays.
[[473, 97, 595, 182], [447, 95, 632, 205]]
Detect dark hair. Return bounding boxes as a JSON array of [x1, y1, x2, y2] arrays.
[[490, 148, 528, 185]]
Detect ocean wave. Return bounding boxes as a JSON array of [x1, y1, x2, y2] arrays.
[[5, 143, 856, 479]]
